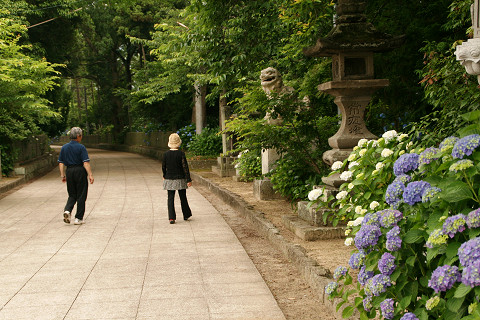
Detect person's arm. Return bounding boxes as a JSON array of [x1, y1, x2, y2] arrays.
[[83, 161, 94, 184], [59, 162, 66, 183], [181, 152, 192, 187]]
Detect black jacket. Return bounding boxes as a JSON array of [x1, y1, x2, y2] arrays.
[[162, 150, 191, 182]]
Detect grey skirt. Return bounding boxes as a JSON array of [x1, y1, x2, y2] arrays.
[[163, 179, 188, 190]]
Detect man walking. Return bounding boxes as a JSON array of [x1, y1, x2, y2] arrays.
[[58, 127, 94, 225]]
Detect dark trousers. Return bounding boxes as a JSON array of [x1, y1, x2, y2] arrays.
[[64, 166, 88, 220], [167, 189, 192, 220]]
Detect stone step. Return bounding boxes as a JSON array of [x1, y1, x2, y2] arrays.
[[211, 165, 236, 177], [282, 215, 346, 241]]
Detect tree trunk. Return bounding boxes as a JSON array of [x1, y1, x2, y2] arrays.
[[194, 82, 207, 134]]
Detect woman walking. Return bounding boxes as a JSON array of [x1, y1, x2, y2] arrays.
[[162, 133, 192, 224]]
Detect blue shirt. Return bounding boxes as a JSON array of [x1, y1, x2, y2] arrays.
[[58, 141, 90, 166]]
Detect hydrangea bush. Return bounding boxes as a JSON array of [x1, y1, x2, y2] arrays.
[[308, 113, 480, 320]]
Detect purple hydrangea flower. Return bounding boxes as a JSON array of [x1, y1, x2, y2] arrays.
[[354, 224, 382, 250], [394, 153, 419, 176], [363, 212, 381, 226], [451, 134, 480, 159], [386, 226, 402, 251], [386, 180, 405, 207], [462, 259, 480, 287], [458, 237, 480, 267], [442, 214, 467, 238], [333, 266, 348, 279], [422, 187, 441, 203], [363, 296, 373, 312], [467, 208, 480, 229], [349, 251, 366, 269], [378, 252, 397, 276], [403, 181, 431, 205], [400, 313, 419, 320], [395, 174, 412, 184], [428, 265, 461, 293], [380, 298, 395, 320], [379, 209, 403, 228], [358, 266, 374, 286], [419, 147, 440, 165], [325, 281, 338, 295], [439, 136, 459, 152], [365, 274, 392, 296]]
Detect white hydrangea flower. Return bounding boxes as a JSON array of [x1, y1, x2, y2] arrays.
[[357, 138, 368, 148], [347, 221, 355, 227], [369, 140, 378, 147], [344, 237, 354, 246], [336, 190, 348, 200], [356, 172, 364, 179], [406, 141, 413, 149], [372, 169, 380, 175], [352, 217, 364, 226], [381, 148, 394, 157], [375, 162, 385, 170], [345, 229, 351, 236], [355, 205, 363, 215], [382, 130, 398, 142], [331, 161, 343, 171], [359, 149, 367, 157], [353, 146, 359, 151], [360, 208, 367, 215], [348, 161, 359, 170], [308, 188, 323, 201], [348, 183, 354, 190], [397, 133, 408, 141], [340, 171, 353, 181], [399, 150, 405, 155], [347, 153, 356, 162], [370, 201, 380, 210]]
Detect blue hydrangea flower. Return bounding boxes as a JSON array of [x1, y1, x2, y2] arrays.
[[380, 298, 395, 320], [349, 251, 366, 269], [422, 187, 441, 203], [428, 265, 461, 293], [458, 237, 480, 267], [400, 313, 419, 320], [442, 214, 467, 238], [452, 134, 480, 159], [365, 274, 392, 296], [354, 224, 382, 250], [403, 181, 431, 205], [358, 266, 374, 286], [378, 252, 397, 276], [333, 266, 348, 279], [419, 147, 440, 165], [462, 260, 480, 288], [386, 181, 405, 207], [439, 136, 459, 152], [394, 153, 419, 176], [386, 226, 402, 251], [379, 209, 403, 228], [362, 212, 381, 226], [325, 281, 338, 295], [363, 296, 373, 312], [467, 208, 480, 229]]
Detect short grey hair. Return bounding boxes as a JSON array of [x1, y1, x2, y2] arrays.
[[69, 127, 83, 140]]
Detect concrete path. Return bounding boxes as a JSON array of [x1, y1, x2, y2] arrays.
[[0, 148, 286, 320]]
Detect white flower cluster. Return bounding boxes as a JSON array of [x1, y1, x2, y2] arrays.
[[382, 130, 398, 143], [344, 238, 354, 246], [348, 161, 359, 170], [381, 148, 394, 157], [331, 161, 343, 171], [369, 201, 380, 210], [340, 171, 353, 181], [308, 188, 323, 201], [347, 216, 364, 227], [355, 206, 367, 215], [336, 190, 348, 200]]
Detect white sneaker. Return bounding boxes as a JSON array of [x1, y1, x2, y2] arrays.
[[63, 211, 71, 224], [74, 218, 84, 225]]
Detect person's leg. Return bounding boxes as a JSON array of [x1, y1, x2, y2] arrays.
[[178, 189, 192, 220], [167, 190, 176, 221], [64, 168, 77, 213], [74, 167, 88, 221]]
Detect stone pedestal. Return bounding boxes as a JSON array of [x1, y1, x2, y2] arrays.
[[211, 156, 236, 177], [253, 178, 283, 200]]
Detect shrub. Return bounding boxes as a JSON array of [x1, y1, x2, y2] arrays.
[[309, 111, 480, 320], [234, 149, 261, 181], [177, 124, 196, 149], [187, 127, 222, 156]]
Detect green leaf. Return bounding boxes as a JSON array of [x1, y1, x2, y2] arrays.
[[446, 242, 461, 262], [342, 306, 354, 318], [336, 300, 346, 312], [454, 284, 472, 298], [399, 295, 412, 309], [404, 229, 426, 244], [406, 256, 416, 266], [446, 296, 465, 313], [439, 181, 473, 202], [460, 110, 480, 122]]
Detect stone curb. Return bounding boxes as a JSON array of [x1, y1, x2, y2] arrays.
[[191, 172, 347, 318]]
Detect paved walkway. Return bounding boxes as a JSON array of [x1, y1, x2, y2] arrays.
[[0, 148, 286, 320]]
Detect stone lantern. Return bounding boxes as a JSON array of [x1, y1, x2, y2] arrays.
[[304, 0, 403, 187], [455, 0, 480, 84]]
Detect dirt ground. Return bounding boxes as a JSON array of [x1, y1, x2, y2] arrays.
[[194, 171, 353, 320]]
